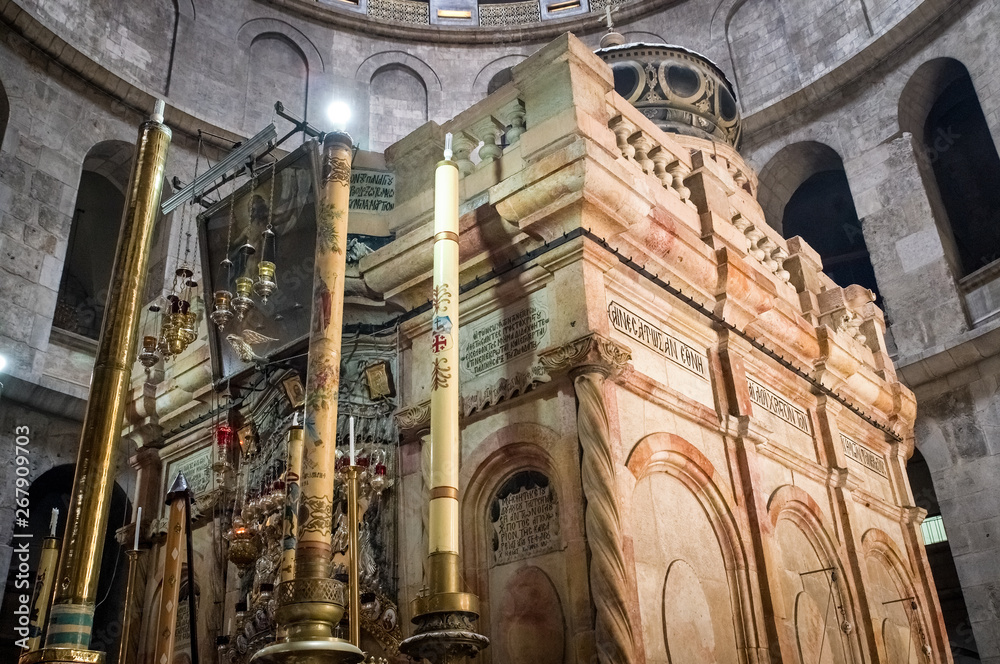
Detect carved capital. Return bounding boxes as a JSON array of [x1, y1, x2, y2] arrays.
[[539, 333, 631, 380], [395, 402, 431, 441], [131, 445, 162, 472]]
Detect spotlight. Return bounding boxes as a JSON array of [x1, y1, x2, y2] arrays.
[[0, 355, 7, 372], [327, 101, 352, 130]]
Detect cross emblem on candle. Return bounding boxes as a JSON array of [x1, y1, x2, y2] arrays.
[[432, 335, 449, 353]]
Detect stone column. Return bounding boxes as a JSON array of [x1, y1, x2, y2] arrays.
[[540, 333, 634, 664]]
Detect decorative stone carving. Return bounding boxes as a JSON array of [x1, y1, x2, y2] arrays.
[[395, 402, 431, 439], [538, 333, 631, 379]]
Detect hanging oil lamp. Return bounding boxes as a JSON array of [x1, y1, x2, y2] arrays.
[[253, 162, 279, 303], [138, 335, 159, 368], [213, 188, 239, 330], [233, 276, 255, 320], [226, 517, 259, 575]]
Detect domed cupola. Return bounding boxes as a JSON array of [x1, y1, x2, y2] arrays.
[[596, 33, 742, 149]]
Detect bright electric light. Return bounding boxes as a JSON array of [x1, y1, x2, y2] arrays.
[[327, 101, 352, 129], [0, 355, 7, 373]]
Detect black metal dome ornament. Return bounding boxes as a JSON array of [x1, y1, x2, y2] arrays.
[[596, 38, 742, 149]]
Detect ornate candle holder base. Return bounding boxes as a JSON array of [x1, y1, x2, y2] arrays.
[[399, 607, 489, 664], [18, 647, 105, 664], [250, 637, 363, 664], [251, 577, 364, 664]]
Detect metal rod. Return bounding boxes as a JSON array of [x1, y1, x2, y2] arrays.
[[114, 550, 146, 664], [161, 122, 276, 214]]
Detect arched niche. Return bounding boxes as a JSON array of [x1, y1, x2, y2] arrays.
[[766, 485, 859, 663], [368, 64, 429, 153], [460, 424, 572, 664], [0, 465, 131, 660], [0, 76, 9, 153], [625, 433, 753, 663], [757, 141, 882, 305], [472, 54, 528, 98], [54, 141, 173, 340], [241, 30, 311, 136], [725, 0, 868, 110], [861, 529, 933, 663], [899, 57, 1000, 282]]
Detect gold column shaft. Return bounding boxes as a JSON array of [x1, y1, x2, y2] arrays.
[[151, 490, 187, 664], [114, 550, 146, 664], [346, 466, 361, 647], [25, 537, 60, 651], [279, 421, 304, 585], [36, 108, 170, 658], [253, 133, 363, 664], [296, 132, 353, 577]]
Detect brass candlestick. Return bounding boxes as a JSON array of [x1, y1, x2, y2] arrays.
[[251, 132, 362, 664], [346, 466, 361, 648], [114, 548, 146, 664], [399, 134, 488, 664], [22, 100, 170, 664]]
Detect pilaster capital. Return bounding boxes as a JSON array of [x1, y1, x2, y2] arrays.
[[395, 402, 431, 442], [539, 333, 631, 380], [131, 445, 162, 472]]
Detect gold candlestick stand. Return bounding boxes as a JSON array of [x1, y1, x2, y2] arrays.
[[113, 549, 146, 664], [399, 137, 488, 664], [21, 100, 170, 664], [346, 466, 361, 648], [252, 132, 363, 664]]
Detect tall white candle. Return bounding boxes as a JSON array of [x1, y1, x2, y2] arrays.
[[134, 506, 142, 550], [349, 415, 356, 466], [49, 508, 59, 537]]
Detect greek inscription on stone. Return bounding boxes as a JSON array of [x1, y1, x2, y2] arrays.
[[461, 303, 549, 377], [607, 301, 708, 379], [841, 434, 888, 478], [491, 484, 558, 566], [166, 446, 214, 497], [746, 377, 811, 434], [349, 169, 395, 212]]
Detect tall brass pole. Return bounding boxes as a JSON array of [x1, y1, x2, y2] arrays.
[[114, 549, 145, 664], [23, 100, 170, 664], [253, 132, 362, 664], [399, 134, 488, 663], [151, 474, 191, 664]]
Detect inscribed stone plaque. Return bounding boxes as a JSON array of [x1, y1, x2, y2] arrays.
[[840, 434, 888, 478], [607, 300, 708, 379], [490, 471, 559, 566], [165, 445, 214, 498], [461, 300, 550, 377], [349, 169, 395, 212], [747, 376, 811, 434]]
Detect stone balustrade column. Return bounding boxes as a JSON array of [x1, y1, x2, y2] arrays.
[[540, 333, 634, 664]]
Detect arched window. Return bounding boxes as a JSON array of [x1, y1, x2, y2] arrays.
[[758, 142, 882, 306], [900, 59, 1000, 279], [487, 67, 513, 95]]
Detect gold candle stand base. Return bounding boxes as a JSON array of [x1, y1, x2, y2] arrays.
[[251, 577, 363, 664], [18, 648, 105, 664]]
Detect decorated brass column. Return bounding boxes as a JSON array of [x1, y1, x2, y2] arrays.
[[540, 334, 634, 664], [252, 132, 362, 664], [399, 135, 488, 663], [22, 101, 170, 664], [151, 474, 191, 664]]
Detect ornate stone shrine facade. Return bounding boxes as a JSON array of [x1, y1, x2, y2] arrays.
[[109, 32, 947, 664]]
